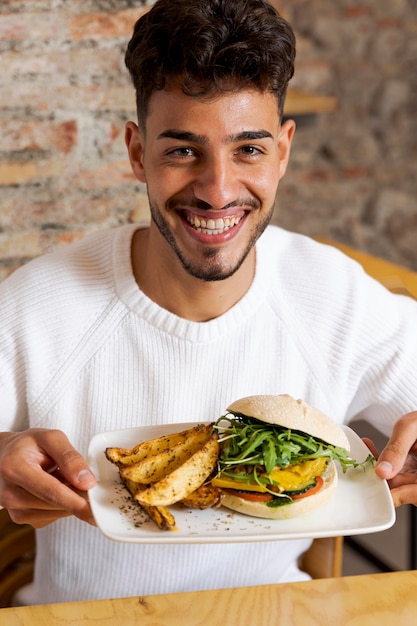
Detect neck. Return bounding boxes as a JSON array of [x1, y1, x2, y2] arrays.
[[131, 227, 255, 322]]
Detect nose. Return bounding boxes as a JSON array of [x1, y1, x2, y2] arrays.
[[192, 155, 241, 210]]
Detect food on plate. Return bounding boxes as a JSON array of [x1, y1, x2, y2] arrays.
[[211, 394, 374, 520], [133, 436, 219, 506], [104, 394, 374, 530], [180, 483, 223, 509], [105, 423, 221, 530], [121, 477, 177, 531], [105, 424, 207, 467], [118, 423, 215, 484]]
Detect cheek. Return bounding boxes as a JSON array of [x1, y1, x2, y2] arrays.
[[248, 167, 280, 204], [147, 167, 196, 203]]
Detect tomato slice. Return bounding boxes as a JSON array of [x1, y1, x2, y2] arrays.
[[290, 476, 324, 499], [224, 489, 274, 502]]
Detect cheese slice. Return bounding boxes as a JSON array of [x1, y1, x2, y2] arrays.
[[212, 457, 327, 493], [268, 457, 327, 491]]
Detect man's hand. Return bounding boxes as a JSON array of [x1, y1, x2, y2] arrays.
[[0, 429, 97, 528], [373, 412, 417, 507]]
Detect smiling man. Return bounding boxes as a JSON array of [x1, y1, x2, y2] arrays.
[[1, 0, 417, 606], [126, 86, 294, 319], [124, 2, 296, 320]]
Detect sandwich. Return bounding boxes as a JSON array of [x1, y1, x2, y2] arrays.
[[211, 394, 371, 519]]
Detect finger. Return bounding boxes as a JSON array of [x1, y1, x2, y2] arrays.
[[39, 430, 96, 490], [8, 506, 73, 528], [389, 483, 417, 508], [3, 470, 96, 522], [8, 504, 96, 528], [375, 412, 417, 480], [361, 437, 379, 458], [5, 484, 96, 527], [387, 471, 417, 490]]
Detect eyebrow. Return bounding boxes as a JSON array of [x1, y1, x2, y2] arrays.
[[157, 129, 273, 143]]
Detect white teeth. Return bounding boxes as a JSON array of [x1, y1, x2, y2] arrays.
[[186, 214, 242, 234]]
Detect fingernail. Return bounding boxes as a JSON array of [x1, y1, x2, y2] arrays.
[[376, 461, 393, 474], [77, 469, 95, 485]]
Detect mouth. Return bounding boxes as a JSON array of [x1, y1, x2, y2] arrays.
[[184, 213, 243, 235]]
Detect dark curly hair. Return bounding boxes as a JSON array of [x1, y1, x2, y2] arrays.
[[125, 0, 296, 127]]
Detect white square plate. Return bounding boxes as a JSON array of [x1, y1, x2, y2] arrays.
[[88, 423, 395, 543]]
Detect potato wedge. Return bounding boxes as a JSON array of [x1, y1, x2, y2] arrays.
[[105, 423, 210, 467], [119, 423, 214, 483], [181, 484, 224, 509], [121, 477, 176, 531], [135, 435, 219, 506]]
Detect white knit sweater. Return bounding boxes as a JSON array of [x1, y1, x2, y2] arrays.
[[1, 224, 416, 604]]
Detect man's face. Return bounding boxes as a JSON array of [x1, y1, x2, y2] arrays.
[[126, 86, 295, 282]]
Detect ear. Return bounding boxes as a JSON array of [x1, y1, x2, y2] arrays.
[[125, 121, 147, 183], [277, 119, 296, 180]]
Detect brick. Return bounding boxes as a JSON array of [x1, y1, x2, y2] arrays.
[[0, 46, 122, 77], [0, 229, 88, 261], [66, 160, 136, 190], [0, 13, 69, 41], [0, 160, 65, 186], [377, 17, 402, 29], [291, 60, 334, 92], [0, 230, 47, 259], [0, 84, 135, 114], [54, 120, 78, 153], [342, 167, 373, 180], [129, 194, 151, 224], [344, 7, 373, 19], [0, 120, 78, 154], [39, 229, 88, 252], [0, 195, 112, 229], [69, 8, 147, 40]]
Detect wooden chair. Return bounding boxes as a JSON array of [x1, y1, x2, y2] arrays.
[[299, 536, 343, 579], [0, 508, 35, 608]]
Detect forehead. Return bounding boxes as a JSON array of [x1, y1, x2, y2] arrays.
[[144, 86, 281, 138]]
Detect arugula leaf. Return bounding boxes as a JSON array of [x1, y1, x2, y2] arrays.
[[213, 412, 374, 482]]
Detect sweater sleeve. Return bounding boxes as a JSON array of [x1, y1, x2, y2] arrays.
[[0, 228, 122, 431], [268, 233, 417, 436]]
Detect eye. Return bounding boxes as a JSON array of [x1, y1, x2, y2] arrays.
[[168, 146, 196, 158], [238, 145, 264, 157]]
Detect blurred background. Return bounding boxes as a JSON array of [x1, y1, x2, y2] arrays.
[[0, 0, 415, 282], [0, 0, 416, 575]]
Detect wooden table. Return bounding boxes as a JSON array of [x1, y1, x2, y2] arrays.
[[2, 571, 417, 625]]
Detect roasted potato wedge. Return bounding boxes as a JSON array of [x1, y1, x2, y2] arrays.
[[119, 423, 214, 483], [121, 477, 176, 531], [105, 423, 221, 530], [106, 423, 210, 467], [135, 435, 219, 506], [181, 483, 224, 509]]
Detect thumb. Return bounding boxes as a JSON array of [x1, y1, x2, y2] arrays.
[[375, 413, 417, 480], [41, 430, 96, 490]]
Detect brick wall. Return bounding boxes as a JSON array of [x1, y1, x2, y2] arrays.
[[277, 0, 417, 271], [0, 0, 416, 282]]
